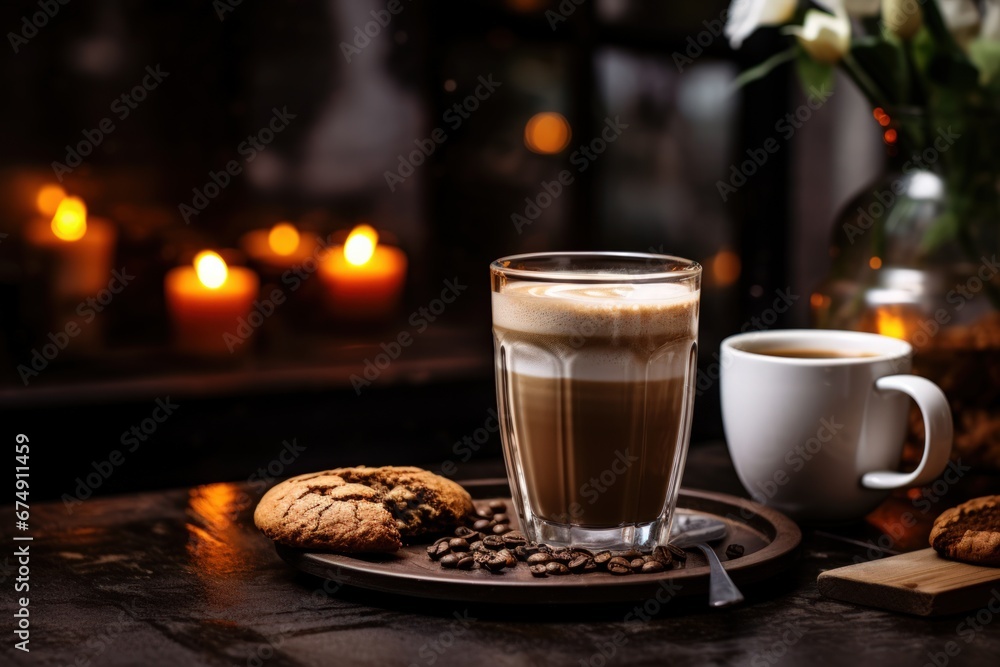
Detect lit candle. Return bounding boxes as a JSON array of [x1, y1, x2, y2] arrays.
[[165, 251, 259, 355], [319, 224, 407, 320], [23, 192, 117, 300], [240, 221, 319, 272]]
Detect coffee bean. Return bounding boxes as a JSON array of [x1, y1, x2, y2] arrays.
[[491, 524, 510, 535], [472, 551, 490, 565], [433, 536, 450, 546], [641, 561, 666, 574], [527, 553, 551, 565], [440, 553, 461, 568], [594, 552, 612, 567], [608, 563, 632, 575], [545, 562, 570, 575], [469, 541, 485, 552], [666, 544, 687, 561], [448, 538, 469, 552], [482, 535, 505, 550], [726, 544, 745, 560], [529, 564, 548, 577], [551, 551, 572, 564], [502, 533, 527, 548], [426, 545, 440, 560], [617, 549, 643, 560], [629, 558, 645, 571], [473, 519, 493, 532], [572, 548, 594, 558], [455, 526, 478, 538], [498, 549, 517, 568], [488, 500, 508, 512], [608, 556, 631, 570], [514, 545, 529, 561], [486, 554, 507, 572], [432, 542, 451, 559], [568, 556, 592, 573], [457, 556, 475, 570], [493, 513, 509, 524], [582, 561, 599, 573], [477, 508, 494, 519], [652, 547, 673, 566]]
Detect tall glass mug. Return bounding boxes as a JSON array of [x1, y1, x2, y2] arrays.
[[490, 252, 701, 550]]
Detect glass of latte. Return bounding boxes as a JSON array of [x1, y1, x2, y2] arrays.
[[491, 252, 701, 550]]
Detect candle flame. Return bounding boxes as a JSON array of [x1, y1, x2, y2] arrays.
[[268, 222, 300, 256], [876, 307, 908, 340], [50, 196, 87, 241], [344, 224, 378, 266], [194, 251, 228, 289], [37, 184, 67, 216]]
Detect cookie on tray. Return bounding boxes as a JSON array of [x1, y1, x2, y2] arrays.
[[254, 466, 474, 553], [929, 495, 1000, 567]]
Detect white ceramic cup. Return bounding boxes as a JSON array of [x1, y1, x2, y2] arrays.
[[720, 330, 953, 522]]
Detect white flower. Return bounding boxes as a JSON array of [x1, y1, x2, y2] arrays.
[[725, 0, 798, 49], [981, 1, 1000, 40], [785, 9, 852, 64], [939, 0, 981, 47], [883, 0, 923, 39]]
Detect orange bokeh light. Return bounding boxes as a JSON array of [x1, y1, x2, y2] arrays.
[[869, 256, 883, 270], [711, 250, 741, 286], [36, 184, 66, 216], [524, 112, 571, 154], [883, 129, 897, 144]]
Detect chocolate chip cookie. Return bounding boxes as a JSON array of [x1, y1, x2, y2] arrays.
[[929, 495, 1000, 567], [254, 466, 474, 553]]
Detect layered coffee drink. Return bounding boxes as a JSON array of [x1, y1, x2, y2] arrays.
[[491, 256, 700, 549]]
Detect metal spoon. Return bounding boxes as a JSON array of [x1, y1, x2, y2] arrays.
[[669, 515, 745, 608]]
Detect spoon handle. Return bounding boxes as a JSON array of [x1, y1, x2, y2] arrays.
[[693, 543, 745, 608]]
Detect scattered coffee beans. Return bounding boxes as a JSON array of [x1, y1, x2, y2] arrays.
[[426, 500, 702, 578], [726, 544, 745, 560]]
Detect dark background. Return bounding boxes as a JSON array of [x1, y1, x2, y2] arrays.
[[0, 0, 882, 502]]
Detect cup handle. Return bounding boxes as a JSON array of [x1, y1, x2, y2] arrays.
[[860, 375, 953, 490]]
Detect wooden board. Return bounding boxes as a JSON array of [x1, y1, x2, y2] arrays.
[[276, 483, 803, 605], [818, 548, 1000, 616]]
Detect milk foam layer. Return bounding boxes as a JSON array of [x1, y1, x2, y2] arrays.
[[492, 282, 699, 381]]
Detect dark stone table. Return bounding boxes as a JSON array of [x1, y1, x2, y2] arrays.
[[4, 443, 999, 667]]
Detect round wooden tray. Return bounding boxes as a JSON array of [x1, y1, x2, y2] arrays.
[[276, 480, 802, 604]]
